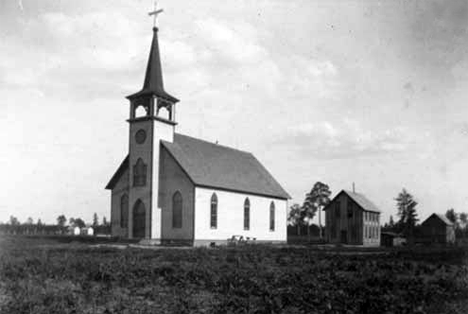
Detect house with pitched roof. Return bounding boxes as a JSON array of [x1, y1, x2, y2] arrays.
[[420, 213, 455, 244], [105, 24, 290, 246], [324, 190, 381, 246]]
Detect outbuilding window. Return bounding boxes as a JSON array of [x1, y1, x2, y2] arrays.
[[172, 191, 182, 228], [210, 193, 217, 229], [335, 202, 341, 218], [244, 198, 250, 230]]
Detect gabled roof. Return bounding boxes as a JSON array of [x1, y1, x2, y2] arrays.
[[424, 213, 454, 226], [104, 133, 291, 199], [324, 190, 381, 213], [162, 133, 291, 199], [127, 27, 178, 103], [105, 155, 129, 190]]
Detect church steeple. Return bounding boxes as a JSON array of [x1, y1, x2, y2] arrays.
[[127, 27, 178, 103], [126, 14, 179, 124]]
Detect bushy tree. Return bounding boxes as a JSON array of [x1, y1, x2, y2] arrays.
[[395, 188, 419, 242], [445, 209, 457, 225], [303, 182, 331, 239], [57, 215, 67, 227], [36, 219, 43, 226], [288, 203, 304, 235], [9, 216, 20, 226], [73, 218, 86, 228], [25, 217, 34, 225]]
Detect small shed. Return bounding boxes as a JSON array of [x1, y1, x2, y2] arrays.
[[80, 227, 94, 236], [72, 226, 81, 236], [381, 232, 406, 247], [420, 213, 455, 245]]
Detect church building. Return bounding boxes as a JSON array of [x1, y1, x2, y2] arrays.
[[105, 23, 290, 246]]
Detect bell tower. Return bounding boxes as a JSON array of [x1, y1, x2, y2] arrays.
[[125, 17, 179, 241]]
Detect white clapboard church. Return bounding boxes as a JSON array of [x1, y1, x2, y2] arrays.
[[105, 12, 290, 246]]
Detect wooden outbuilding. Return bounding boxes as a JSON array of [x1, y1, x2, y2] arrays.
[[324, 190, 381, 246], [381, 231, 406, 247], [420, 213, 455, 245]]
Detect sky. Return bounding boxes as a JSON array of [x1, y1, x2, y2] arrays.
[[1, 0, 468, 225]]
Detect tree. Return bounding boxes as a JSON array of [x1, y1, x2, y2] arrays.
[[389, 215, 395, 228], [102, 216, 108, 226], [93, 213, 99, 227], [9, 216, 20, 226], [57, 215, 67, 227], [395, 188, 419, 242], [288, 203, 304, 235], [72, 218, 86, 228], [445, 209, 457, 225], [303, 182, 331, 239], [460, 212, 467, 225], [37, 219, 43, 226], [25, 217, 34, 225]]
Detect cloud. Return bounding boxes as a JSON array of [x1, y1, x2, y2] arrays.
[[275, 119, 413, 159]]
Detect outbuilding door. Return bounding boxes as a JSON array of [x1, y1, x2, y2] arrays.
[[133, 200, 146, 238], [340, 230, 347, 244]]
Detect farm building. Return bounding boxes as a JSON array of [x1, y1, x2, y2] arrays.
[[381, 232, 406, 247], [420, 213, 455, 245], [105, 23, 290, 246], [324, 190, 381, 246]]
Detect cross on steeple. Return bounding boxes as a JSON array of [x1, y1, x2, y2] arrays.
[[148, 1, 163, 28]]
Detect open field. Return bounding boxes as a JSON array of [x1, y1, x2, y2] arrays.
[[0, 236, 467, 314]]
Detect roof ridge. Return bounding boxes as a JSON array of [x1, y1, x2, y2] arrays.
[[174, 133, 253, 155]]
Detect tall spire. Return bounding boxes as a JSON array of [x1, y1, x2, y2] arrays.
[[127, 27, 178, 102]]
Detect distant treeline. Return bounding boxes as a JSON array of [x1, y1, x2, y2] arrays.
[[0, 224, 111, 236]]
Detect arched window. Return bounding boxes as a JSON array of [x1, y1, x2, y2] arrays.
[[133, 199, 146, 238], [120, 194, 128, 228], [210, 193, 217, 229], [133, 158, 147, 187], [270, 201, 275, 231], [172, 191, 182, 228], [135, 104, 149, 118], [244, 198, 250, 230]]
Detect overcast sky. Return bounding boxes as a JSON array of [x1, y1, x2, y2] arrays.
[[1, 0, 468, 225]]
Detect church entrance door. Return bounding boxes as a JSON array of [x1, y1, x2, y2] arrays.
[[133, 200, 146, 238]]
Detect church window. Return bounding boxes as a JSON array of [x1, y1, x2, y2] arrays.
[[210, 193, 217, 229], [244, 198, 250, 230], [133, 158, 147, 187], [172, 191, 182, 228], [270, 201, 275, 231], [120, 194, 128, 228]]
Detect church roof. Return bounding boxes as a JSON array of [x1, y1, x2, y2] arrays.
[[105, 156, 128, 190], [127, 27, 178, 103], [105, 134, 290, 199], [325, 190, 381, 213], [161, 134, 291, 199]]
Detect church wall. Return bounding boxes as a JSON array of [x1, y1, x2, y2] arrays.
[[110, 168, 129, 238], [194, 187, 287, 245], [128, 119, 153, 239], [159, 146, 194, 242]]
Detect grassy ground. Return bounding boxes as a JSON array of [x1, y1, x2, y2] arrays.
[[0, 236, 467, 314]]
